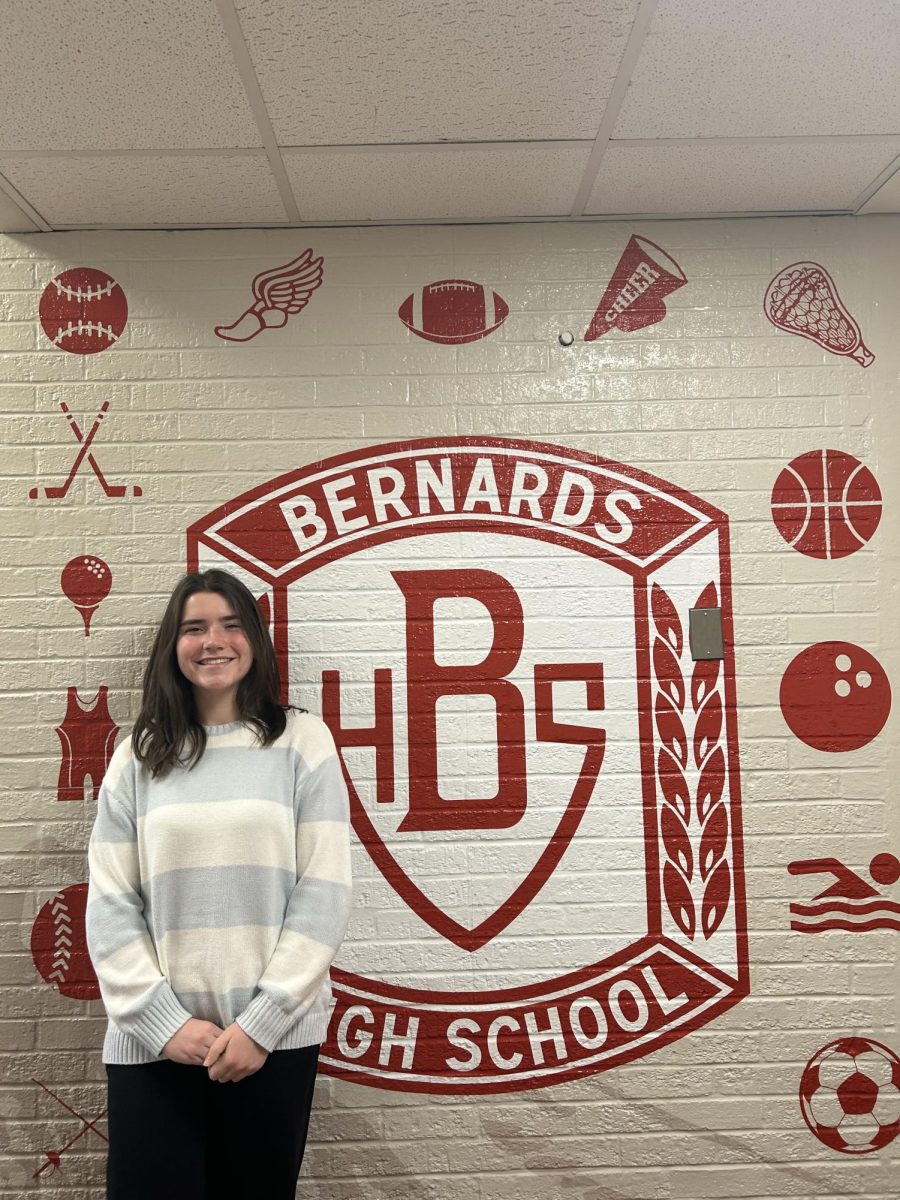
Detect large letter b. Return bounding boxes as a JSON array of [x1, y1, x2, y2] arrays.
[[392, 569, 526, 832]]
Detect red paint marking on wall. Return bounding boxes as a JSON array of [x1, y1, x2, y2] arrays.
[[398, 279, 509, 344], [788, 854, 900, 933], [799, 1037, 900, 1154], [39, 267, 128, 355], [780, 641, 891, 752], [215, 249, 324, 342], [330, 945, 725, 1089], [765, 261, 874, 366], [60, 555, 112, 636], [29, 402, 142, 500], [188, 437, 748, 1093], [55, 686, 118, 802], [30, 883, 100, 1000], [771, 449, 882, 560], [584, 236, 687, 341], [32, 1079, 107, 1178]]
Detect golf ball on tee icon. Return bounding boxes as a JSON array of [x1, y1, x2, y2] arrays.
[[61, 555, 112, 636]]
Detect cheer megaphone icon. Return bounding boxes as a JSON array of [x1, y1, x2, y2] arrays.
[[585, 235, 688, 341]]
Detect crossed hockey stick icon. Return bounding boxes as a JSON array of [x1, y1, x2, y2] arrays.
[[32, 1078, 107, 1177], [29, 400, 142, 500]]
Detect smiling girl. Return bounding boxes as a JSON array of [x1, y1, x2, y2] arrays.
[[86, 569, 352, 1199]]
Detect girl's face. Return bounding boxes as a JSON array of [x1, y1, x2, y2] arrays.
[[175, 591, 254, 708]]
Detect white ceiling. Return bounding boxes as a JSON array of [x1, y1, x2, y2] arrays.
[[0, 0, 898, 232]]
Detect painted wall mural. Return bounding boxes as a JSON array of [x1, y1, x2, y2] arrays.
[[30, 883, 100, 1001], [188, 436, 748, 1094], [771, 450, 882, 560], [38, 267, 128, 355], [764, 261, 874, 367], [31, 1079, 107, 1180], [214, 248, 324, 342], [584, 235, 687, 340], [54, 685, 118, 803], [779, 641, 891, 752], [29, 401, 142, 501], [398, 279, 509, 344], [5, 217, 898, 1194], [788, 853, 900, 934], [60, 555, 112, 636], [799, 1037, 900, 1154]]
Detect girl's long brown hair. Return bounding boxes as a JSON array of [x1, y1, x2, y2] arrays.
[[132, 569, 287, 777]]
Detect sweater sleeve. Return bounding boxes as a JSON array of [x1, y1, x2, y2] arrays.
[[86, 744, 194, 1057], [235, 718, 353, 1051]]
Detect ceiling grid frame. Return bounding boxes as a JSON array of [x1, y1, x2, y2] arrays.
[[0, 168, 50, 231], [852, 151, 900, 213], [570, 0, 660, 217], [0, 0, 896, 230], [214, 0, 300, 222]]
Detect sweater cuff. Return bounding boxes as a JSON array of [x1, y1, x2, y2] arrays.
[[130, 984, 194, 1057], [235, 993, 296, 1052]]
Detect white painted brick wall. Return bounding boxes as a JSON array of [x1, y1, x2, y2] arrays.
[[0, 215, 898, 1198]]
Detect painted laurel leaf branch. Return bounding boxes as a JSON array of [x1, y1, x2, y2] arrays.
[[651, 582, 695, 939], [652, 582, 731, 941], [691, 582, 730, 939]]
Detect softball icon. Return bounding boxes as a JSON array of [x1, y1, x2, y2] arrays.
[[31, 883, 100, 1001]]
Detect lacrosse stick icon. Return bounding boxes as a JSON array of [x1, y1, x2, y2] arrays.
[[29, 401, 142, 500]]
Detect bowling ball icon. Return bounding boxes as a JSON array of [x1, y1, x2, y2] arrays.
[[780, 642, 891, 752]]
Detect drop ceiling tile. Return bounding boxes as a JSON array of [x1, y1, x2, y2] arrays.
[[237, 0, 640, 144], [0, 185, 39, 232], [859, 164, 900, 212], [0, 2, 260, 150], [586, 140, 900, 215], [614, 0, 900, 138], [0, 155, 287, 227], [284, 144, 592, 221]]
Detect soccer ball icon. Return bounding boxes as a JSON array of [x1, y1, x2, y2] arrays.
[[799, 1037, 900, 1154]]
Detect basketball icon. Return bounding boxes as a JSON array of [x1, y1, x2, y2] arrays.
[[771, 449, 882, 560]]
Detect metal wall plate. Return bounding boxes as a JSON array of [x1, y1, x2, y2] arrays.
[[689, 606, 724, 660]]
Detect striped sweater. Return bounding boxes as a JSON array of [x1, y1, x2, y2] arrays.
[[86, 710, 352, 1065]]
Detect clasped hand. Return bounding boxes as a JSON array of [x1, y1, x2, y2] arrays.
[[163, 1018, 268, 1082]]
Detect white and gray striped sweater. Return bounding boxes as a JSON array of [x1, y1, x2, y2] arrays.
[[86, 710, 352, 1065]]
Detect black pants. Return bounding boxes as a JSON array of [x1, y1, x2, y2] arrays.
[[105, 1045, 319, 1200]]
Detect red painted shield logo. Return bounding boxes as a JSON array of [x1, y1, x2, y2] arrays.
[[188, 438, 748, 1093]]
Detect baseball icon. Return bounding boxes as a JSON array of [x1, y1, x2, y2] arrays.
[[39, 267, 128, 355], [780, 641, 891, 752], [31, 883, 100, 1001], [771, 449, 882, 559], [800, 1036, 900, 1154]]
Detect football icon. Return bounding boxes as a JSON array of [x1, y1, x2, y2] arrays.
[[799, 1036, 900, 1154], [398, 279, 509, 344]]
